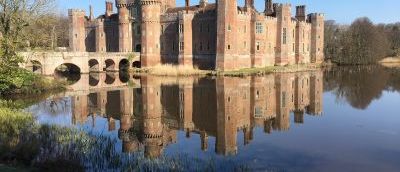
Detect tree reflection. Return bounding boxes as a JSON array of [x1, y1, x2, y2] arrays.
[[324, 65, 400, 109]]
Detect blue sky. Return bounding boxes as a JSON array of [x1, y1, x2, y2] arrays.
[[57, 0, 399, 24]]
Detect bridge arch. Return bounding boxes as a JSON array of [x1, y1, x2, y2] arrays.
[[119, 59, 130, 71], [54, 63, 81, 83], [104, 59, 116, 71], [132, 61, 141, 68], [89, 73, 100, 86], [105, 72, 116, 85], [29, 60, 43, 74], [89, 59, 100, 72]]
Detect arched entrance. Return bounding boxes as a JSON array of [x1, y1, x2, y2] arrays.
[[105, 72, 116, 85], [104, 59, 116, 71], [89, 73, 100, 86], [30, 60, 42, 74], [119, 59, 130, 71], [89, 59, 100, 72], [132, 61, 141, 68], [54, 63, 81, 83]]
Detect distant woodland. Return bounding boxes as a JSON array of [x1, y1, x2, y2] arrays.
[[325, 17, 400, 65]]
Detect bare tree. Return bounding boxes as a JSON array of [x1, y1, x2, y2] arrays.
[[0, 0, 55, 68]]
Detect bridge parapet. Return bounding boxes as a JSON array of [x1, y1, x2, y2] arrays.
[[20, 51, 141, 75]]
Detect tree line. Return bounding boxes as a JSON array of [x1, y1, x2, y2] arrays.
[[0, 0, 67, 94], [325, 17, 400, 65]]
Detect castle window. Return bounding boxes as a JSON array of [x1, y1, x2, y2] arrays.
[[256, 42, 260, 51], [293, 29, 295, 39], [244, 41, 247, 49], [75, 34, 77, 38], [207, 41, 210, 50], [228, 25, 231, 31], [244, 25, 247, 33], [283, 28, 287, 44], [228, 44, 231, 50], [293, 43, 295, 52], [282, 92, 286, 107], [200, 42, 203, 51], [179, 42, 184, 51], [303, 43, 305, 53], [179, 24, 184, 33], [256, 22, 263, 34], [302, 30, 305, 39], [161, 25, 164, 34]]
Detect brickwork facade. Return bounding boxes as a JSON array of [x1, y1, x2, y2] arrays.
[[69, 0, 324, 70]]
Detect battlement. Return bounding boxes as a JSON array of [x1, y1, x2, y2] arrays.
[[68, 9, 85, 16], [308, 13, 325, 18], [265, 16, 277, 21]]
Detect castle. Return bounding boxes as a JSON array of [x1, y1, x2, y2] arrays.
[[69, 0, 324, 70]]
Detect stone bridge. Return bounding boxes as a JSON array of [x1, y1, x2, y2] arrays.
[[20, 52, 141, 75]]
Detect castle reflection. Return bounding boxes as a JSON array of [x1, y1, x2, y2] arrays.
[[71, 70, 323, 158]]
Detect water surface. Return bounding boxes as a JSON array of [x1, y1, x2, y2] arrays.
[[26, 66, 400, 171]]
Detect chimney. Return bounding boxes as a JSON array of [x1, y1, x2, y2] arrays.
[[105, 1, 113, 17], [89, 5, 94, 21], [296, 5, 306, 21], [265, 0, 274, 15], [185, 0, 190, 13]]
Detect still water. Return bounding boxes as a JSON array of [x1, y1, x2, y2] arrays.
[[26, 66, 400, 171]]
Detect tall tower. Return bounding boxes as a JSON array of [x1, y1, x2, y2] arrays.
[[275, 4, 292, 66], [95, 19, 106, 52], [117, 0, 132, 52], [68, 9, 86, 52], [216, 0, 238, 71], [309, 13, 325, 63], [141, 0, 162, 67]]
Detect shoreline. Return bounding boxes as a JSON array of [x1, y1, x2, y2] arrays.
[[130, 63, 325, 77]]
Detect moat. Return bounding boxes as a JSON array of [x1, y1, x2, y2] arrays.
[[18, 66, 400, 171]]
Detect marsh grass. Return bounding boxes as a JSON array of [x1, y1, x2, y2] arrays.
[[132, 64, 321, 77], [136, 64, 213, 76]]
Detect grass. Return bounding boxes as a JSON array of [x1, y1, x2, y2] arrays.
[[0, 99, 251, 171], [132, 63, 322, 77]]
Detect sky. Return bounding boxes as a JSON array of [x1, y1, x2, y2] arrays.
[[57, 0, 399, 24]]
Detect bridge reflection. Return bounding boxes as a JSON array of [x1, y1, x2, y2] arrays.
[[68, 71, 323, 158]]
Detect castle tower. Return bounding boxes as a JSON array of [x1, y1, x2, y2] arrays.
[[106, 1, 113, 17], [68, 9, 86, 52], [265, 0, 274, 15], [245, 0, 254, 9], [309, 13, 325, 63], [275, 4, 293, 66], [178, 10, 194, 66], [296, 6, 306, 22], [216, 0, 238, 71], [117, 0, 132, 52], [95, 19, 106, 52], [141, 0, 162, 67]]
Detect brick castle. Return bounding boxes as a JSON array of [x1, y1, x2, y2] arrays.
[[69, 0, 324, 70]]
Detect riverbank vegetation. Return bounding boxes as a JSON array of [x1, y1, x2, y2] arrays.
[[325, 17, 400, 65], [0, 99, 250, 171], [0, 0, 67, 95], [133, 63, 323, 77]]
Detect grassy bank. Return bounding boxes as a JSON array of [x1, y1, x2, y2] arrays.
[[132, 63, 323, 77], [0, 68, 66, 96]]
